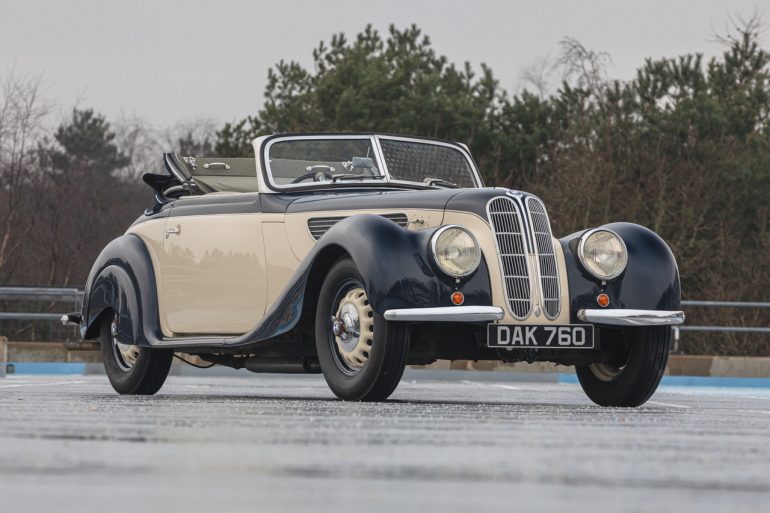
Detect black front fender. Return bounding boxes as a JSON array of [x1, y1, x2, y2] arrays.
[[311, 214, 493, 313], [560, 222, 681, 322]]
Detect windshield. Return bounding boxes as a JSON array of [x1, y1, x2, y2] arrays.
[[267, 138, 382, 186], [378, 138, 477, 188], [264, 135, 480, 189]]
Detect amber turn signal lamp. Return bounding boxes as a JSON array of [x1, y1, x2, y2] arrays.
[[596, 293, 610, 308], [451, 292, 465, 305]]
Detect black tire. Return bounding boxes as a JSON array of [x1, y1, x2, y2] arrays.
[[315, 257, 410, 401], [576, 326, 671, 407], [99, 313, 173, 395]]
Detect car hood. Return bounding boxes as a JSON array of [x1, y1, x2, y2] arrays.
[[277, 187, 522, 218]]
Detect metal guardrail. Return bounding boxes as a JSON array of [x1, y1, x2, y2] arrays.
[[0, 312, 68, 321], [0, 287, 82, 322], [0, 287, 82, 302], [0, 288, 767, 334], [678, 300, 770, 335], [682, 301, 770, 308]]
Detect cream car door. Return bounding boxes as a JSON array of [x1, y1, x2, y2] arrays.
[[160, 194, 267, 335]]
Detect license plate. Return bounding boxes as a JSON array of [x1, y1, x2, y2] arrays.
[[487, 324, 594, 349]]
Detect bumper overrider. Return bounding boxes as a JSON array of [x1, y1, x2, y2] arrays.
[[383, 306, 684, 326]]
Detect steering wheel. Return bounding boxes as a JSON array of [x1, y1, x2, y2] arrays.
[[342, 158, 377, 177], [291, 165, 335, 184]]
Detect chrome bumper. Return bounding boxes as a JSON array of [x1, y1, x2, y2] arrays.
[[383, 306, 504, 322], [577, 309, 685, 326], [382, 306, 683, 325]]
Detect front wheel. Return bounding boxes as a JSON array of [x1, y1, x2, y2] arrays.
[[315, 258, 410, 401], [576, 326, 671, 407], [100, 313, 173, 395]]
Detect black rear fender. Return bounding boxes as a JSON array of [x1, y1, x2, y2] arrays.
[[81, 235, 160, 345]]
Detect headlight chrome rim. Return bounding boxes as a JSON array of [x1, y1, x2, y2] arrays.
[[577, 228, 628, 281], [430, 225, 482, 278]]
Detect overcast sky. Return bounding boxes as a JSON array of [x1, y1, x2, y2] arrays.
[[1, 0, 766, 127]]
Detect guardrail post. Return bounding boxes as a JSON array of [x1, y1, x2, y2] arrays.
[[0, 336, 7, 378], [672, 327, 680, 354]]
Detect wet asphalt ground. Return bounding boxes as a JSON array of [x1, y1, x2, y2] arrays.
[[1, 372, 769, 513]]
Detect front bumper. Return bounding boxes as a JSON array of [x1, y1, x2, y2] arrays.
[[577, 309, 685, 326], [383, 306, 685, 326], [383, 306, 504, 322]]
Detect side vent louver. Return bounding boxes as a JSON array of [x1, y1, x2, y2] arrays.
[[308, 213, 409, 240]]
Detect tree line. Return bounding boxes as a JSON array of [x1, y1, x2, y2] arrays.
[[1, 17, 768, 354]]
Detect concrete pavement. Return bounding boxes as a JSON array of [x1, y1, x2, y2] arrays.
[[1, 372, 769, 513]]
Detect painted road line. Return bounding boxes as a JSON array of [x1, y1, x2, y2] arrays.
[[647, 400, 692, 409], [491, 384, 521, 391], [0, 379, 87, 389]]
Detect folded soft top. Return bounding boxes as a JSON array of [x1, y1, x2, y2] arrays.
[[173, 157, 259, 193]]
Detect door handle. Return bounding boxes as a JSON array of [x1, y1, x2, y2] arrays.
[[165, 225, 181, 238], [203, 162, 231, 170]]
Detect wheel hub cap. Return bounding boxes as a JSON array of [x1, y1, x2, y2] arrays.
[[331, 287, 374, 370], [590, 362, 623, 382], [111, 315, 139, 371]]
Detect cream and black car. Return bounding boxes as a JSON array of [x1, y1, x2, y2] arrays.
[[64, 133, 685, 406]]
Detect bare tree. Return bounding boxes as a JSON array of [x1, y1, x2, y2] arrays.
[[113, 114, 164, 180], [557, 36, 612, 91], [0, 70, 51, 284], [518, 54, 555, 98], [113, 115, 220, 181], [163, 117, 218, 156], [711, 9, 766, 48]]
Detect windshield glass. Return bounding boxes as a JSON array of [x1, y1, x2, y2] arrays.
[[265, 136, 479, 189], [267, 138, 382, 186], [378, 138, 477, 187]]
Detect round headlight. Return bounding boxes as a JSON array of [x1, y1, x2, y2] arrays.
[[577, 229, 628, 280], [430, 226, 481, 277]]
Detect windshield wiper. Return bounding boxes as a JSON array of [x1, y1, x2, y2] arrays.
[[423, 177, 460, 188], [331, 173, 385, 183]]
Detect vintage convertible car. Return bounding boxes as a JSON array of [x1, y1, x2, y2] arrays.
[[63, 133, 684, 406]]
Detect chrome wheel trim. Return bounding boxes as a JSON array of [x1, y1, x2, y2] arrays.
[[590, 336, 633, 382], [110, 315, 139, 371], [329, 284, 374, 374], [590, 362, 624, 382]]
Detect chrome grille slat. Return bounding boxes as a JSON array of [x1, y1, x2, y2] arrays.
[[308, 213, 409, 240], [487, 197, 532, 319], [526, 197, 561, 319]]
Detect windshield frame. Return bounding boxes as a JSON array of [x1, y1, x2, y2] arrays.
[[261, 133, 483, 192]]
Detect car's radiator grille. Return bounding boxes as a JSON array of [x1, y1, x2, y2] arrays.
[[526, 197, 561, 319], [308, 213, 409, 240], [487, 197, 532, 319]]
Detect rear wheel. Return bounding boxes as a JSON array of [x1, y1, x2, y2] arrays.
[[315, 258, 410, 401], [100, 312, 173, 395], [576, 326, 671, 407]]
